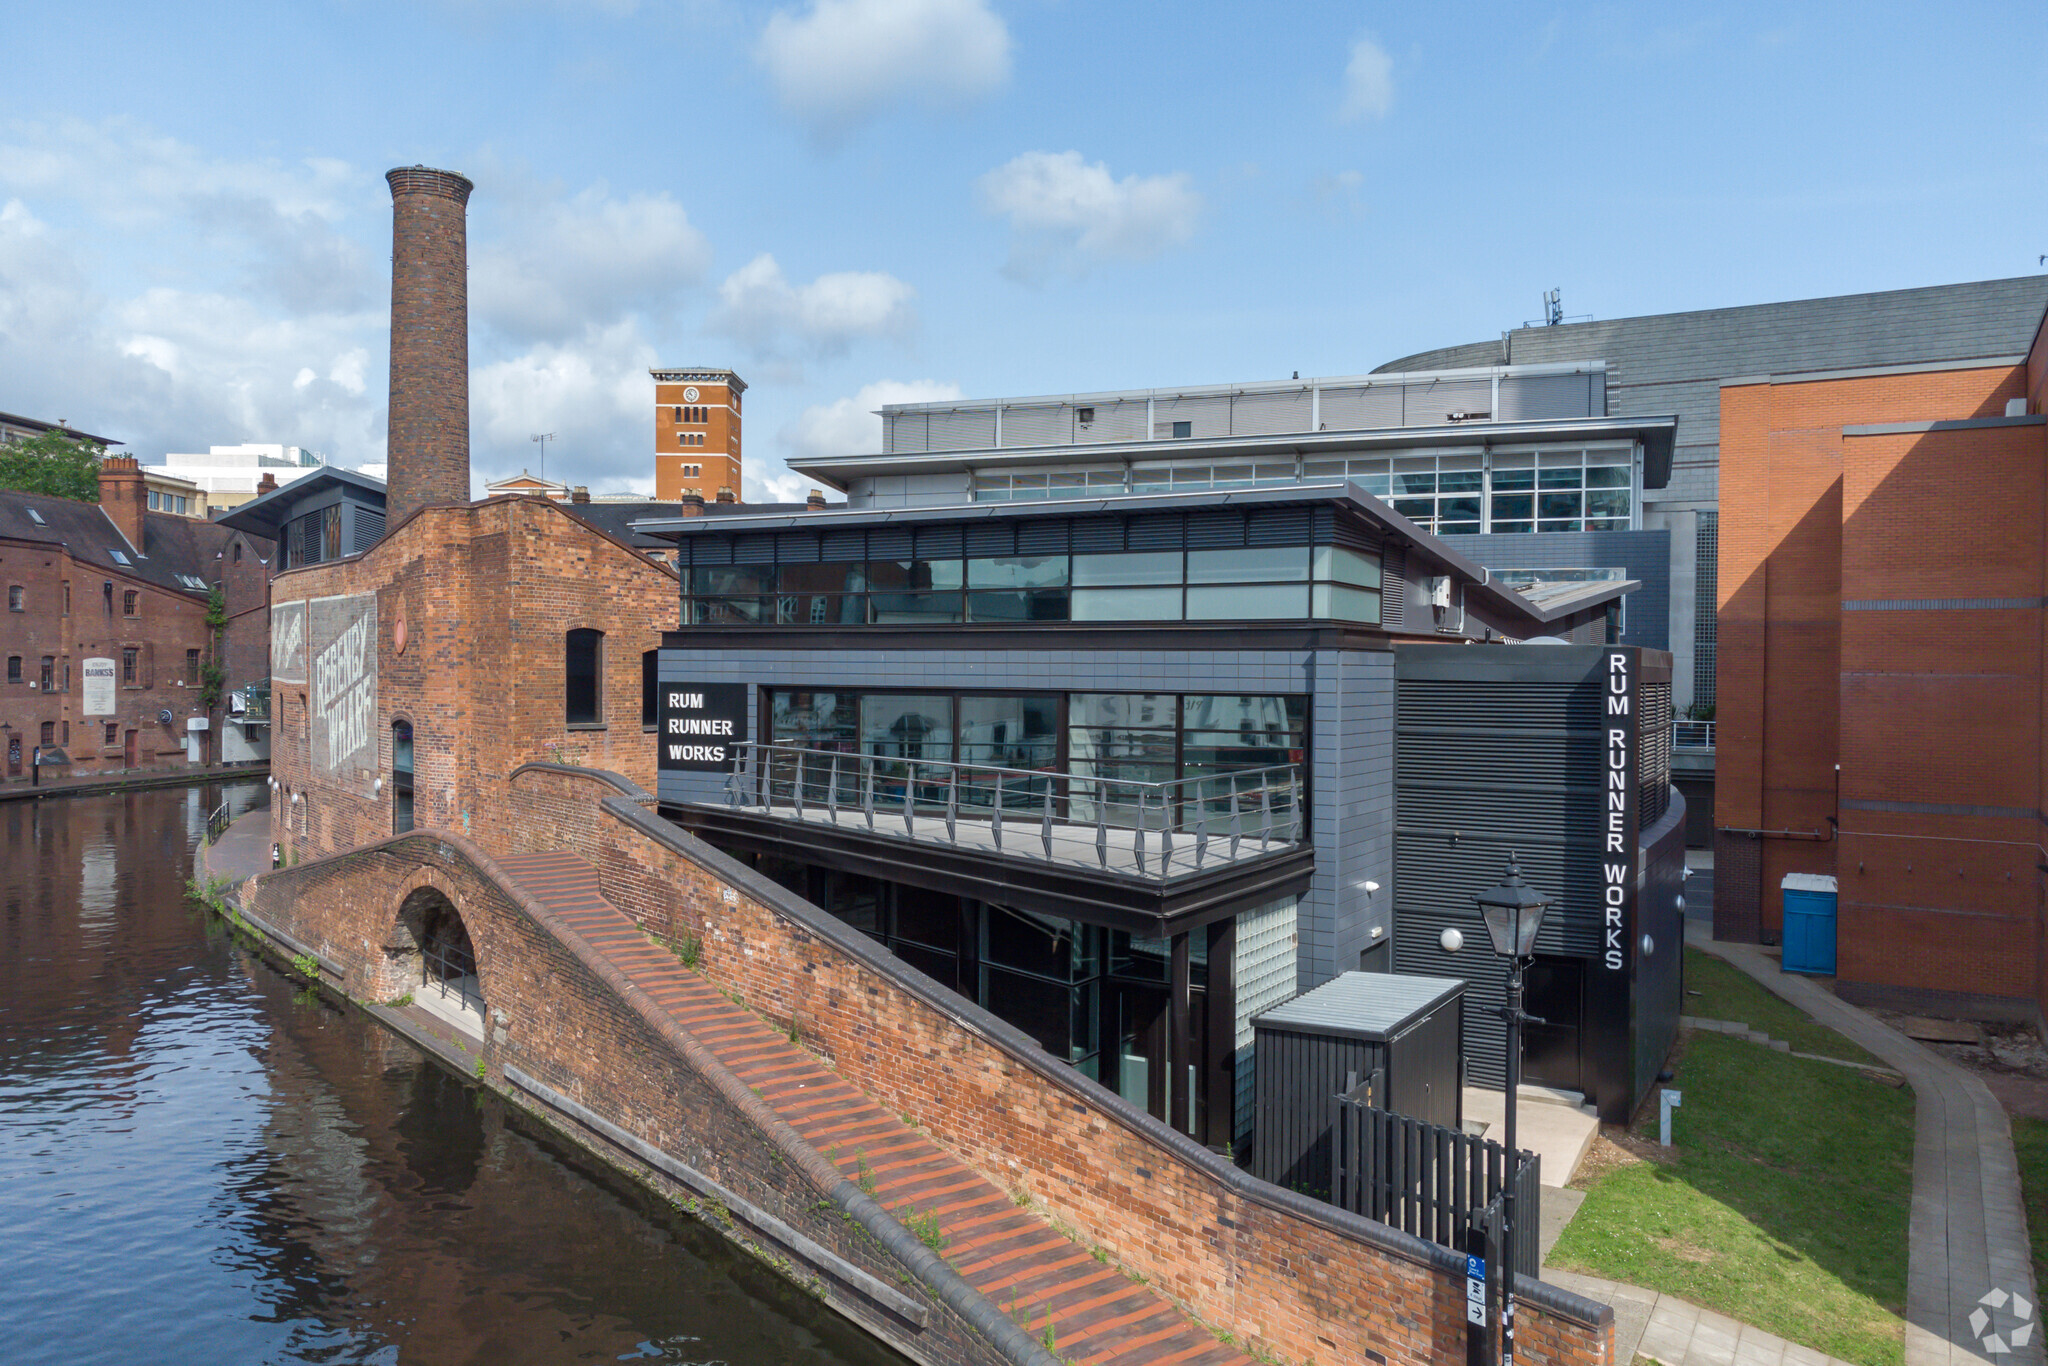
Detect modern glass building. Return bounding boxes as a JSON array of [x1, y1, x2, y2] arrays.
[[640, 481, 1673, 1143]]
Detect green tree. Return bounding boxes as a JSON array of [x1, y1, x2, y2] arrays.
[[0, 430, 106, 501]]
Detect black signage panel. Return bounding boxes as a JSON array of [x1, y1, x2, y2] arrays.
[[657, 683, 748, 772]]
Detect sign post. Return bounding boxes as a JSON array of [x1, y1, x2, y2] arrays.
[[1465, 1224, 1495, 1366]]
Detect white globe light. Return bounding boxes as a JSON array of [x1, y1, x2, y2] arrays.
[[1440, 927, 1464, 953], [1641, 934, 1656, 956]]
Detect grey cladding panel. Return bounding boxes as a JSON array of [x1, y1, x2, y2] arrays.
[[927, 408, 997, 451]]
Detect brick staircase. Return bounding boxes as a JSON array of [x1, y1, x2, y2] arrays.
[[496, 851, 1251, 1366]]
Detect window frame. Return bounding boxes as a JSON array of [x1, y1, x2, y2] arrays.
[[565, 628, 605, 728]]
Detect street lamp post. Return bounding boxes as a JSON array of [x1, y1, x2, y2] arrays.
[[1473, 853, 1557, 1366]]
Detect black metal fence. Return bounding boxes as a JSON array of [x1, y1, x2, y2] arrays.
[[1331, 1080, 1540, 1274], [205, 800, 233, 845], [423, 935, 484, 1016]]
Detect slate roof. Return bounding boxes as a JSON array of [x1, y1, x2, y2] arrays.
[[0, 488, 267, 596], [560, 500, 815, 550], [1373, 276, 2048, 496]]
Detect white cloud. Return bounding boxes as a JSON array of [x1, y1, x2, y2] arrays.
[[977, 150, 1201, 278], [781, 378, 963, 464], [758, 0, 1010, 140], [470, 319, 660, 490], [471, 182, 711, 343], [1339, 35, 1394, 121], [710, 252, 916, 358]]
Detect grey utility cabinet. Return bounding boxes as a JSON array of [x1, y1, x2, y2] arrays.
[[1250, 972, 1465, 1196]]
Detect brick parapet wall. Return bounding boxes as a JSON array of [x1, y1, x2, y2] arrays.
[[497, 764, 1614, 1366], [235, 829, 1038, 1366]]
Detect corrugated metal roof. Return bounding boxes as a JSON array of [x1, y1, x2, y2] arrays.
[[1373, 276, 2048, 485], [1253, 971, 1465, 1041]]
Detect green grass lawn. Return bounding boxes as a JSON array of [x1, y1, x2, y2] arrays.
[[1548, 1030, 1912, 1366], [2012, 1117, 2048, 1289], [1683, 946, 1883, 1066]]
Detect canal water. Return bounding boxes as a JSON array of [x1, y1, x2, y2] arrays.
[[0, 781, 909, 1366]]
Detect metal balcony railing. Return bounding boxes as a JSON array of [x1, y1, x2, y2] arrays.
[[720, 741, 1304, 880], [1673, 719, 1715, 750]]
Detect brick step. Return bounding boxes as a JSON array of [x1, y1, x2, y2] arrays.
[[495, 850, 1252, 1366]]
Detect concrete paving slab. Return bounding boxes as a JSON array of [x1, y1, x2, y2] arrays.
[[1463, 1085, 1598, 1187]]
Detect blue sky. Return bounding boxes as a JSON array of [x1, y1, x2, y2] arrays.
[[2, 0, 2043, 500]]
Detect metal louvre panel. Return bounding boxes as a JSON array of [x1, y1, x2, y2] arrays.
[[1185, 511, 1246, 549], [1001, 404, 1070, 447], [914, 523, 963, 559], [691, 536, 732, 566], [925, 408, 997, 451], [820, 529, 867, 562], [867, 527, 912, 558], [350, 509, 385, 555], [733, 533, 777, 563], [1246, 507, 1313, 547], [1639, 682, 1672, 825], [1127, 514, 1184, 551], [1015, 519, 1070, 555], [1590, 370, 1608, 415], [1069, 517, 1123, 553], [1084, 399, 1148, 442], [963, 522, 1013, 557], [1495, 372, 1597, 421], [1153, 395, 1232, 438], [1380, 547, 1405, 626], [774, 531, 820, 563], [885, 411, 926, 454], [1408, 378, 1491, 425], [1231, 390, 1314, 435], [1318, 384, 1404, 431]]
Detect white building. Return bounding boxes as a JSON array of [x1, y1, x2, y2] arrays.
[[151, 444, 327, 513]]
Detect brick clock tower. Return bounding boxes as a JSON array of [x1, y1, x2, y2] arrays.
[[652, 368, 746, 502]]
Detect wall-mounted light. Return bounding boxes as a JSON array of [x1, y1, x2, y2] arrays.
[[1439, 927, 1464, 953]]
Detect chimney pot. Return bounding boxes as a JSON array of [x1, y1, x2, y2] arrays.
[[256, 472, 279, 495], [807, 489, 827, 510], [679, 492, 705, 517], [715, 486, 736, 504], [571, 485, 590, 504]]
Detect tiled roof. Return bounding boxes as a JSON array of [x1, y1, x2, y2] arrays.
[[0, 488, 267, 595]]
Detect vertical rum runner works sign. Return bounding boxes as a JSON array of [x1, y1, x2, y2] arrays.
[[308, 594, 378, 797], [80, 658, 116, 716], [657, 684, 747, 772], [1603, 649, 1640, 973]]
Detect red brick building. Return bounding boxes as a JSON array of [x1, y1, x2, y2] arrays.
[[265, 493, 679, 858], [1715, 309, 2048, 1018], [0, 456, 271, 780]]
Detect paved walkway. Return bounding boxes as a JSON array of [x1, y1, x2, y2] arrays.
[[495, 851, 1253, 1366], [204, 809, 273, 884], [1691, 926, 2042, 1366]]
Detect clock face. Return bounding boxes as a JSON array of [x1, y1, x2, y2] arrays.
[[683, 386, 700, 402]]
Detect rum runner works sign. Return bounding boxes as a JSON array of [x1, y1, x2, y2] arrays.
[[1601, 649, 1640, 973], [658, 684, 747, 772]]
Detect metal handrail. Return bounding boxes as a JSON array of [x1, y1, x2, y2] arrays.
[[204, 800, 232, 844], [1673, 719, 1715, 750], [720, 740, 1304, 880]]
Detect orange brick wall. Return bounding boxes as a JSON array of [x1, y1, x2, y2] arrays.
[[1717, 361, 2048, 1012], [268, 496, 677, 859], [655, 379, 742, 501]]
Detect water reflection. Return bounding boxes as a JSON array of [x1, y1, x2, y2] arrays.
[[0, 782, 908, 1366]]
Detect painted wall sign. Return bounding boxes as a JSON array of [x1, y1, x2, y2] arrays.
[[80, 658, 116, 716], [658, 683, 747, 772], [308, 593, 378, 796], [1602, 649, 1640, 973], [271, 600, 308, 684]]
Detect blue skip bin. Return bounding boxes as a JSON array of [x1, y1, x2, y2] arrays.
[[1780, 873, 1839, 976]]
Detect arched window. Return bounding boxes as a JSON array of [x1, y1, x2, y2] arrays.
[[233, 542, 243, 564], [392, 719, 415, 834], [566, 628, 603, 725]]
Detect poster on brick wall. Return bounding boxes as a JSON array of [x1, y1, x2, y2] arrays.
[[308, 593, 378, 796], [271, 600, 307, 684], [81, 658, 116, 716]]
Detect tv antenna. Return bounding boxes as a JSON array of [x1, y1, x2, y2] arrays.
[[1523, 289, 1591, 329], [530, 432, 555, 481]]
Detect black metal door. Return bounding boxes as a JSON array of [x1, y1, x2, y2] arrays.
[[1520, 956, 1584, 1094]]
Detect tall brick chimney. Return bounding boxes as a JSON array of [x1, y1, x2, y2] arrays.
[[97, 454, 148, 550], [807, 489, 827, 510], [256, 472, 279, 496], [715, 486, 736, 504], [384, 166, 474, 527]]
